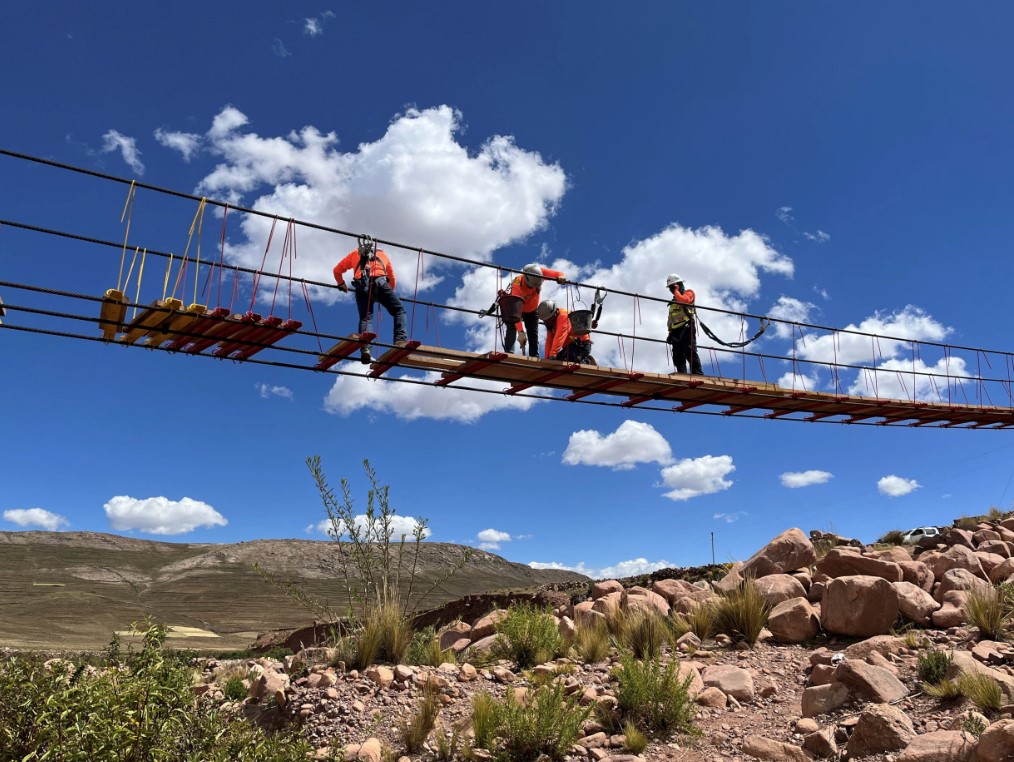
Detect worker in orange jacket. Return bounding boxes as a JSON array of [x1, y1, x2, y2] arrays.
[[503, 263, 567, 357], [666, 273, 703, 375], [333, 236, 407, 363], [537, 299, 593, 364]]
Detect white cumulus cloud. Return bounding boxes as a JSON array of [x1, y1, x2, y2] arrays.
[[104, 496, 227, 535], [562, 420, 673, 470], [4, 508, 69, 531], [477, 528, 512, 550], [529, 557, 674, 579], [101, 130, 144, 175], [659, 455, 735, 501], [154, 128, 201, 161], [780, 470, 833, 488], [878, 475, 921, 497], [323, 371, 538, 422], [255, 383, 293, 400], [848, 356, 970, 402], [306, 514, 431, 540]]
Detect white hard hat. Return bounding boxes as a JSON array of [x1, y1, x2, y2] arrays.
[[666, 274, 683, 288], [537, 299, 557, 321], [523, 263, 544, 288]]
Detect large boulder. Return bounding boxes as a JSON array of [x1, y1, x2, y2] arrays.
[[767, 597, 820, 644], [741, 736, 813, 761], [946, 651, 1014, 699], [739, 528, 816, 579], [754, 574, 808, 606], [845, 704, 915, 757], [834, 659, 908, 703], [931, 590, 969, 628], [438, 620, 472, 650], [622, 587, 670, 616], [920, 545, 987, 581], [898, 560, 934, 591], [470, 609, 508, 640], [820, 576, 899, 637], [815, 548, 903, 582], [800, 683, 849, 718], [702, 664, 755, 702], [591, 580, 623, 599], [896, 731, 975, 761], [976, 718, 1014, 762], [591, 591, 623, 619], [893, 581, 940, 626], [935, 567, 990, 602], [990, 556, 1014, 583]]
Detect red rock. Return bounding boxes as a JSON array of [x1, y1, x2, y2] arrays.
[[820, 575, 899, 637]]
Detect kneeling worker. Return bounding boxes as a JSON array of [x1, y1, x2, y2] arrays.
[[537, 299, 593, 364]]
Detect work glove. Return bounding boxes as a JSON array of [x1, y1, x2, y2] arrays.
[[556, 276, 567, 284], [518, 331, 528, 348], [337, 282, 349, 293]]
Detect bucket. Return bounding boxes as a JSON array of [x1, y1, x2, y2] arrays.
[[497, 294, 524, 324], [569, 309, 594, 333]]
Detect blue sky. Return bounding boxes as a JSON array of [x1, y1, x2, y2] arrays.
[[3, 3, 1014, 577]]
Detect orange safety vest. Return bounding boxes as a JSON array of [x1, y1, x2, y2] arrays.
[[333, 248, 397, 290], [544, 309, 590, 358], [509, 266, 564, 330]]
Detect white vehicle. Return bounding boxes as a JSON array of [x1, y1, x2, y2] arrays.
[[901, 526, 942, 544]]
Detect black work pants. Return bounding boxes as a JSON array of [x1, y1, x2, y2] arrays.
[[354, 277, 407, 343], [504, 310, 541, 357], [555, 338, 593, 365], [669, 323, 703, 375]]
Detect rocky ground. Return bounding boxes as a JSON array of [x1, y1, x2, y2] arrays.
[[180, 513, 1014, 761]]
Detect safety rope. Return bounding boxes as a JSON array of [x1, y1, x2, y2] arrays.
[[116, 181, 136, 291], [697, 316, 769, 348]]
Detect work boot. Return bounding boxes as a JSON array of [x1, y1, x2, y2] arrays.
[[360, 347, 373, 364]]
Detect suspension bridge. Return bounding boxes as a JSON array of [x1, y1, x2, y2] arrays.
[[2, 148, 1012, 429]]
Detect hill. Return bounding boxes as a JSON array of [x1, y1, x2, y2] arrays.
[[0, 531, 588, 650]]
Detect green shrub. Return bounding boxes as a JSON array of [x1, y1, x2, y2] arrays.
[[433, 719, 467, 761], [573, 618, 610, 664], [223, 675, 248, 701], [672, 601, 717, 642], [618, 609, 666, 660], [623, 720, 648, 754], [917, 650, 952, 685], [958, 672, 1004, 714], [351, 602, 413, 669], [955, 516, 979, 531], [0, 621, 312, 762], [398, 684, 441, 753], [877, 529, 906, 545], [494, 603, 565, 670], [614, 652, 698, 738], [472, 682, 591, 762], [713, 580, 770, 645], [471, 692, 498, 750], [966, 586, 1011, 640], [405, 626, 455, 667], [923, 678, 961, 699]]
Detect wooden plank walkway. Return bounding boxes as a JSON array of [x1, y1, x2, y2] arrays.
[[370, 344, 1014, 429]]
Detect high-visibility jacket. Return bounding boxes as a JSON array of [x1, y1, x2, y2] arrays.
[[508, 266, 564, 331], [333, 248, 397, 290], [544, 309, 590, 359], [667, 289, 696, 330]]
